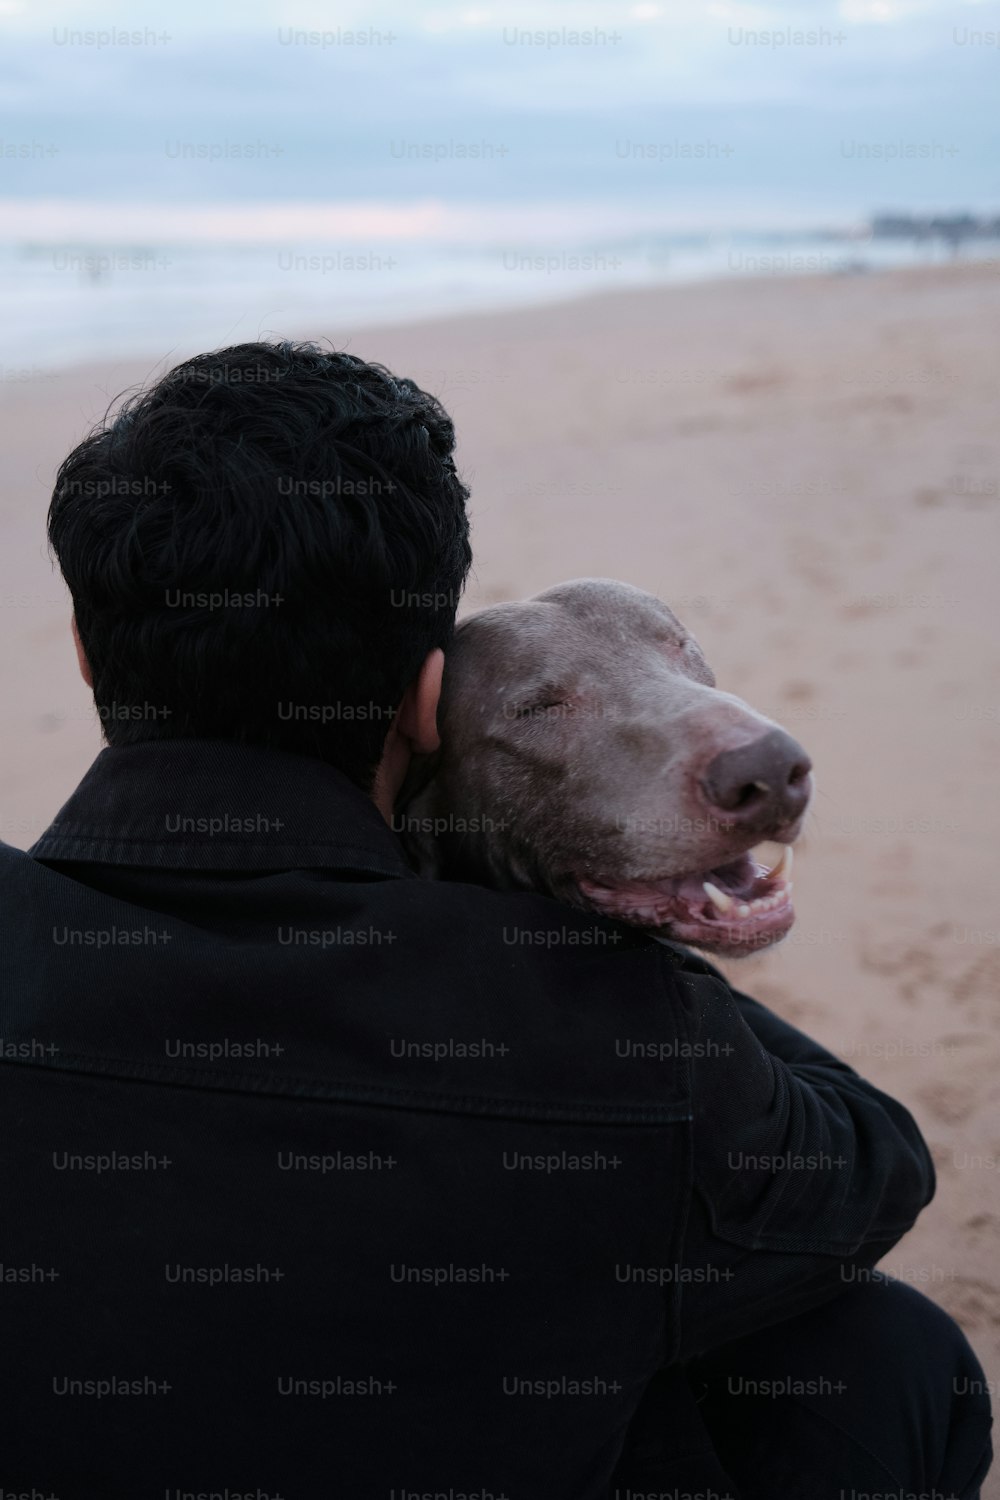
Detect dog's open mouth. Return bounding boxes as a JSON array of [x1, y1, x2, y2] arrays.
[[578, 845, 795, 953]]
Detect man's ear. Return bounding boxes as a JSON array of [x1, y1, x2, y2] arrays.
[[71, 615, 93, 689], [395, 647, 444, 756]]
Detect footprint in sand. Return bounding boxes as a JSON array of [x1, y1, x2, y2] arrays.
[[963, 1214, 998, 1233], [858, 933, 1000, 1017], [779, 680, 816, 703], [915, 1080, 978, 1126], [724, 370, 787, 394], [787, 536, 837, 592], [937, 1276, 1000, 1332]]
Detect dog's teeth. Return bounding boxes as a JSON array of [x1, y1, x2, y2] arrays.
[[702, 881, 734, 914], [737, 903, 751, 918], [767, 846, 793, 881]]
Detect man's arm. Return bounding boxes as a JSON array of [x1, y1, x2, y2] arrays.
[[662, 945, 935, 1360]]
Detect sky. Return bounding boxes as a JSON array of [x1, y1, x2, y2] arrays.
[[1, 0, 998, 234]]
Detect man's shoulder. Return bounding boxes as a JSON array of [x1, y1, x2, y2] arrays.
[[397, 874, 657, 949], [0, 843, 704, 1124], [379, 874, 708, 984], [0, 839, 32, 882]]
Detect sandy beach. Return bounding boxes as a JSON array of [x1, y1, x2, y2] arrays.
[[3, 262, 999, 1474]]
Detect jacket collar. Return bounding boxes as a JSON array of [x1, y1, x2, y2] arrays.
[[28, 739, 415, 877]]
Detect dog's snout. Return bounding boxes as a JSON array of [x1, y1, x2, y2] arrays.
[[701, 727, 812, 827]]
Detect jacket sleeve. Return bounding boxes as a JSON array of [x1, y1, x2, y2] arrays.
[[663, 945, 936, 1360]]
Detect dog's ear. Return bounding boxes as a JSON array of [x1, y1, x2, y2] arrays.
[[395, 748, 441, 815], [393, 749, 445, 878]]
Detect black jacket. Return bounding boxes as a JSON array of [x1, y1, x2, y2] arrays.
[[0, 740, 934, 1498]]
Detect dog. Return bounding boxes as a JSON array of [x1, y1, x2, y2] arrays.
[[398, 578, 812, 957]]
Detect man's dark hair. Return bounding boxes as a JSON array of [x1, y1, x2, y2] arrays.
[[48, 340, 472, 790]]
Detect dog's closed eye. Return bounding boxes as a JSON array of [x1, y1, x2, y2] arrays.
[[504, 692, 575, 720], [676, 637, 716, 687]]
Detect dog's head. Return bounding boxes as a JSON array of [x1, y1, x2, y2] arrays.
[[398, 577, 812, 956]]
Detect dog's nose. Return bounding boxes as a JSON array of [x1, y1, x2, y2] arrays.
[[701, 728, 812, 827]]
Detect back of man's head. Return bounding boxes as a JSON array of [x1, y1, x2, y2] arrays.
[[48, 340, 472, 790]]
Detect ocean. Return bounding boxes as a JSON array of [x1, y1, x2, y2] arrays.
[[2, 206, 997, 372]]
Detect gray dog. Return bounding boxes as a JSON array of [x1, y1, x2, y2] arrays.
[[398, 578, 812, 957]]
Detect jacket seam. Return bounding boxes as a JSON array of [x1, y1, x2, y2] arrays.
[[29, 839, 412, 876], [33, 831, 397, 849], [657, 954, 696, 1366], [690, 1183, 918, 1256], [0, 1054, 694, 1127]]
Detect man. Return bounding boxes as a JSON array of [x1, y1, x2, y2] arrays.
[[1, 341, 991, 1497]]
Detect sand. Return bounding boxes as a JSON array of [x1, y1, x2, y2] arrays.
[[2, 263, 999, 1476]]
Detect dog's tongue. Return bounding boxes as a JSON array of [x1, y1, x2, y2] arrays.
[[680, 852, 760, 902]]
